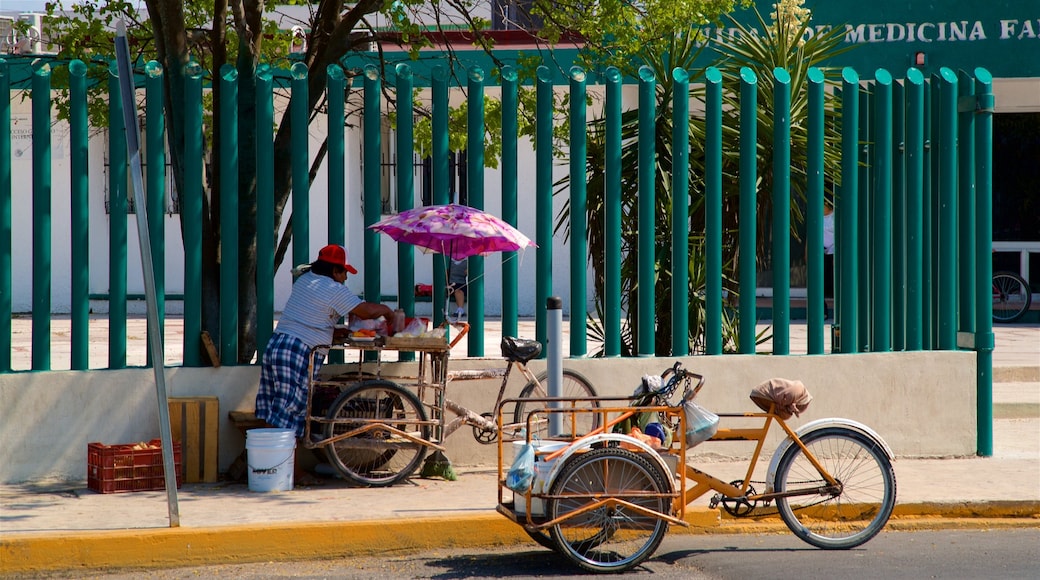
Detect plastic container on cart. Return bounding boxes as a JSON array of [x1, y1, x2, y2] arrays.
[[513, 441, 569, 516]]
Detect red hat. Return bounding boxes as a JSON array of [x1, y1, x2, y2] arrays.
[[317, 244, 357, 274]]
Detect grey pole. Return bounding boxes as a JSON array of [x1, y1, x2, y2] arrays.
[[546, 297, 563, 437], [114, 20, 179, 526]]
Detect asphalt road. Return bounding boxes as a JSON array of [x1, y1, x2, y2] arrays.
[[23, 528, 1040, 579]]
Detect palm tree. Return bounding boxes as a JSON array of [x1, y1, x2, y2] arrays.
[[576, 0, 854, 356]]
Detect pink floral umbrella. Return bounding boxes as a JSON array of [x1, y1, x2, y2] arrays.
[[368, 204, 535, 260]]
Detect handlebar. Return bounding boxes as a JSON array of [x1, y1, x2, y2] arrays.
[[656, 361, 706, 403]]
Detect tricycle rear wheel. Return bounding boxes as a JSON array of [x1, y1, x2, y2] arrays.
[[547, 447, 670, 573]]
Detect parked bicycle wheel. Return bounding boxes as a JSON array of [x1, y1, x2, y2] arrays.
[[992, 271, 1032, 323], [513, 370, 600, 440], [323, 380, 429, 487], [547, 447, 670, 573], [773, 427, 896, 549]]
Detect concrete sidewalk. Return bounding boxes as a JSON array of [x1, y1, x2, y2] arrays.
[[1, 321, 1038, 575]]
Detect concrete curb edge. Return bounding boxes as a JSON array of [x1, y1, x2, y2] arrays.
[[3, 503, 1040, 575]]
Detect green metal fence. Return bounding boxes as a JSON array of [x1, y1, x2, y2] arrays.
[[0, 58, 995, 451]]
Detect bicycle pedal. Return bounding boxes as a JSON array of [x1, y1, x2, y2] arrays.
[[709, 494, 722, 509]]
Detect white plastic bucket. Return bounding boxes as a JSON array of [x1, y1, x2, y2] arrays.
[[246, 428, 296, 492]]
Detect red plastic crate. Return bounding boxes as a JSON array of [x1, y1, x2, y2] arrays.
[[87, 439, 183, 494]]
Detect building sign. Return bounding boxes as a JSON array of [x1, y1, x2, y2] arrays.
[[715, 0, 1040, 77]]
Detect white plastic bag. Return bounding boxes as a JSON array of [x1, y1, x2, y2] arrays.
[[683, 400, 719, 447], [505, 443, 535, 493]]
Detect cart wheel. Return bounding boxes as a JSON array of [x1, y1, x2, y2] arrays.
[[513, 370, 600, 440], [547, 447, 670, 573], [323, 380, 429, 487]]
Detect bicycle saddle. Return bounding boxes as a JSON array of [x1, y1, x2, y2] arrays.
[[501, 336, 542, 364]]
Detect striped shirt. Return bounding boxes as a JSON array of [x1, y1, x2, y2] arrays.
[[275, 271, 363, 348]]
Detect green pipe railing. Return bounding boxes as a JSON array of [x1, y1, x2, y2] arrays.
[[569, 66, 587, 357], [603, 67, 622, 357], [108, 60, 128, 369], [704, 67, 723, 355], [70, 60, 90, 370], [291, 62, 310, 271], [973, 68, 995, 456], [873, 69, 892, 353], [501, 66, 519, 340], [145, 61, 166, 366], [218, 64, 240, 364], [636, 66, 656, 357], [32, 63, 53, 371], [806, 68, 825, 355], [672, 67, 691, 356], [467, 66, 486, 356], [905, 68, 925, 351], [937, 68, 958, 350], [395, 64, 416, 362], [326, 64, 346, 365], [182, 62, 204, 367], [534, 65, 553, 350], [432, 66, 449, 329], [838, 68, 859, 353], [771, 67, 791, 356], [1, 60, 999, 446], [738, 67, 758, 354], [256, 65, 275, 362]]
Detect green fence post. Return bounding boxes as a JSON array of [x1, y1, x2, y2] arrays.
[[432, 66, 449, 329], [535, 65, 554, 349], [838, 68, 860, 353], [771, 67, 791, 355], [255, 66, 276, 361], [905, 68, 925, 351], [738, 68, 758, 354], [973, 68, 995, 457], [255, 65, 274, 362], [326, 64, 346, 365], [362, 65, 382, 337], [0, 59, 10, 372], [569, 66, 588, 357], [604, 67, 623, 357], [108, 60, 127, 369], [957, 69, 976, 340], [395, 63, 416, 362], [873, 69, 893, 352], [219, 64, 240, 364], [892, 78, 906, 351], [291, 62, 310, 273], [806, 68, 825, 354], [704, 67, 723, 355], [937, 68, 958, 350], [922, 79, 935, 350], [31, 63, 53, 370], [467, 66, 486, 356], [501, 66, 520, 340], [183, 61, 204, 367], [858, 88, 872, 353], [145, 61, 166, 366], [672, 67, 692, 356], [69, 60, 90, 370], [637, 65, 656, 357]]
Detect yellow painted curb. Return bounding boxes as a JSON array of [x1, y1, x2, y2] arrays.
[[3, 505, 1039, 575]]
